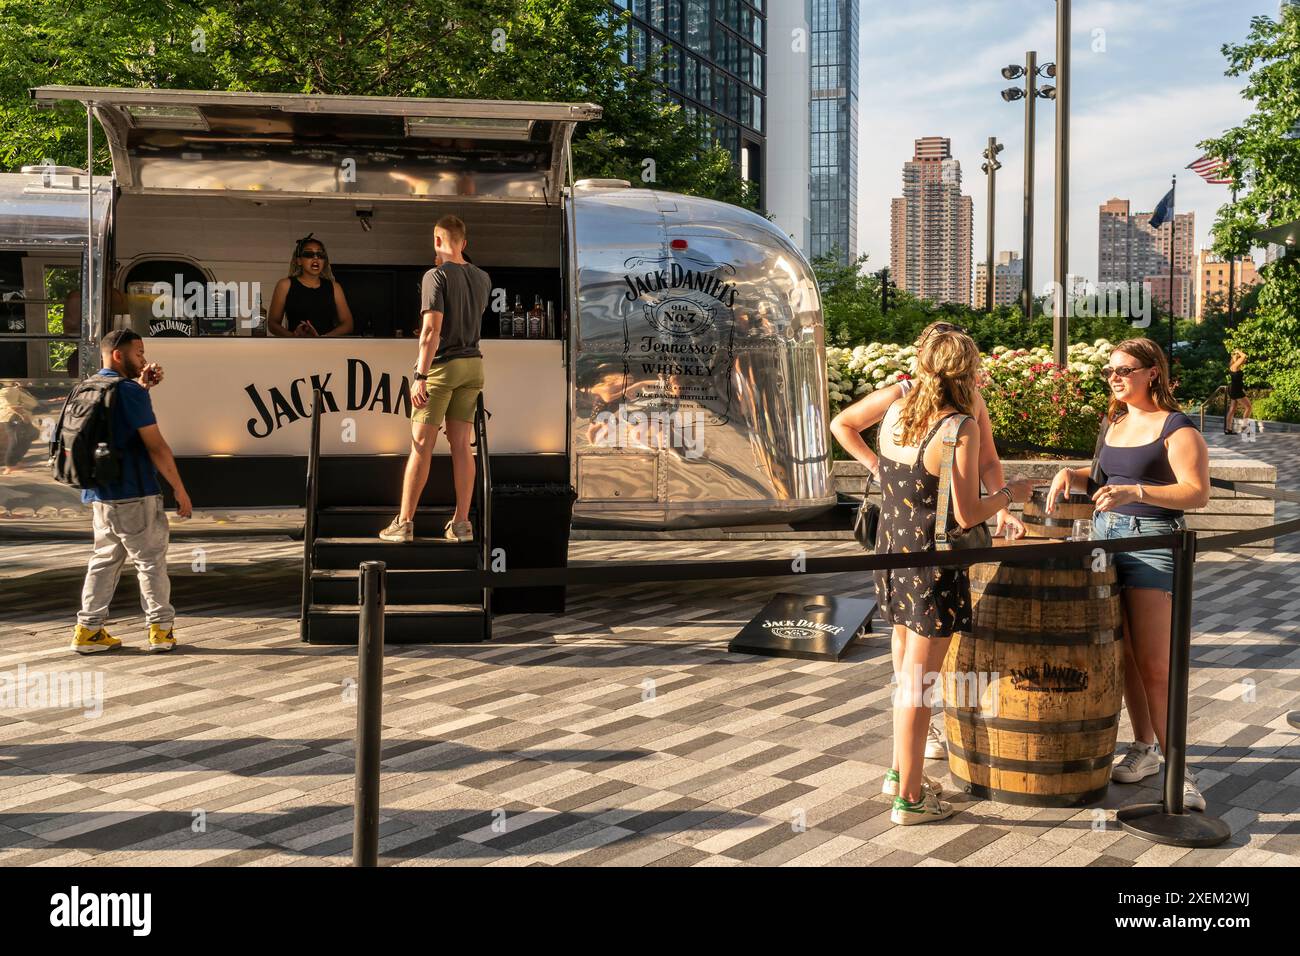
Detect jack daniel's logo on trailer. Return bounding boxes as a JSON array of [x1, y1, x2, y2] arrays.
[[619, 251, 737, 423], [243, 358, 412, 438]]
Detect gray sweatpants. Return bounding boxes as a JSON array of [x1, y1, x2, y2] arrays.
[[78, 494, 174, 629]]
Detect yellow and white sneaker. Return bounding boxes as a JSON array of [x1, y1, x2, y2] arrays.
[[147, 624, 177, 653], [71, 625, 121, 655]]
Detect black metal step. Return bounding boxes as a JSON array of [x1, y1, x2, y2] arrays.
[[303, 603, 488, 644], [315, 505, 475, 538], [310, 568, 483, 605], [312, 536, 479, 570]]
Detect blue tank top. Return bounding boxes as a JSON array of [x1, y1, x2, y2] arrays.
[[1096, 411, 1196, 518]]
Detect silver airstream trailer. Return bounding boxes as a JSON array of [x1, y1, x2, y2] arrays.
[[2, 87, 833, 551]]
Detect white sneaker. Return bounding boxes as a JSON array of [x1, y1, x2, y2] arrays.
[[881, 768, 943, 797], [444, 519, 473, 543], [924, 722, 946, 760], [1183, 768, 1206, 812], [378, 517, 413, 542], [891, 789, 956, 826], [1112, 740, 1161, 783]]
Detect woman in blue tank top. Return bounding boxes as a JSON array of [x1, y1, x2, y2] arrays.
[[1045, 337, 1210, 811]]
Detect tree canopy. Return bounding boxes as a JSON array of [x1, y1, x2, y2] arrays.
[[0, 0, 754, 206]]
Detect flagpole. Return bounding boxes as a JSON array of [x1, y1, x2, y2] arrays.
[[1167, 174, 1176, 359]]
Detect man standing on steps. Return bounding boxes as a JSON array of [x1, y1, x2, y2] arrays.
[[381, 215, 491, 543]]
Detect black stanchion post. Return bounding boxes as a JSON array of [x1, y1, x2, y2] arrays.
[[353, 560, 384, 867], [1117, 529, 1230, 847]]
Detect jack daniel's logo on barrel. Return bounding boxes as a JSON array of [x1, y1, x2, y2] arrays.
[[1009, 663, 1090, 693], [761, 619, 844, 641]]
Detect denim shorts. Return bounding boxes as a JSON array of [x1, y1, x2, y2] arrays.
[[1092, 511, 1186, 593]]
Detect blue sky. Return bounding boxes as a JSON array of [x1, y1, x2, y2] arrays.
[[856, 0, 1282, 283]]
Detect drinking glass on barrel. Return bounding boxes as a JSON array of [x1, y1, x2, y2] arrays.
[[1070, 518, 1093, 542]]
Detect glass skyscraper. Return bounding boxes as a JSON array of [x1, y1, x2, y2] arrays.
[[809, 0, 858, 264], [613, 0, 767, 200]]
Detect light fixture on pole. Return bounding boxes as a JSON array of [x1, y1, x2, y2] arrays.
[[1001, 53, 1056, 323]]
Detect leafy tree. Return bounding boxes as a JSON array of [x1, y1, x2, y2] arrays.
[[0, 0, 753, 206], [1200, 8, 1300, 418]]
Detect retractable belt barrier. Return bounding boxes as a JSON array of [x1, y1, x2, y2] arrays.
[[348, 476, 1298, 859]]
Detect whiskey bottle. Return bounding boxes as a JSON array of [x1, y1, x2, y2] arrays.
[[527, 295, 543, 339], [511, 295, 526, 338]]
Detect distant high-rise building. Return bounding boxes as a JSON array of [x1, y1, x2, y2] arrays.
[[1195, 251, 1261, 321], [809, 0, 859, 263], [616, 0, 766, 202], [1098, 197, 1194, 317], [766, 0, 810, 255], [890, 137, 974, 306], [974, 251, 1023, 310]]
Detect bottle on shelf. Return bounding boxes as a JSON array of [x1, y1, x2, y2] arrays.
[[511, 294, 526, 338], [498, 296, 512, 338], [527, 295, 543, 339]]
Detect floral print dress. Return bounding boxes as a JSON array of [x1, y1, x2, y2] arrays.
[[873, 409, 972, 639]]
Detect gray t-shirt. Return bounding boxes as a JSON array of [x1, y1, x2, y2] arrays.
[[420, 261, 491, 362]]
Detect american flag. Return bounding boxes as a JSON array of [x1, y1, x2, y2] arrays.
[[1187, 154, 1232, 185]]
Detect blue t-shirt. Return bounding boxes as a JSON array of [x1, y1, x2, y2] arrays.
[[81, 369, 161, 503]]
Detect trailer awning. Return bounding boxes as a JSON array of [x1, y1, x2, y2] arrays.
[[31, 86, 602, 204]]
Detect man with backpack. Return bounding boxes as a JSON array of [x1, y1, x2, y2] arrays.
[[59, 329, 192, 654]]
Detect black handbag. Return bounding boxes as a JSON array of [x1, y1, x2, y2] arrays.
[[853, 479, 881, 552], [1086, 412, 1111, 496], [934, 413, 992, 551]]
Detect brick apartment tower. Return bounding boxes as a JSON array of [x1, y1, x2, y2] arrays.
[[1098, 197, 1196, 318], [890, 137, 973, 306]]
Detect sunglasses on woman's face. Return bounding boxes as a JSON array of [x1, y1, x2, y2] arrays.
[[299, 250, 326, 260], [1103, 364, 1149, 379]]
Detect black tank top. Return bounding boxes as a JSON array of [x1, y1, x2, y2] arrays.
[[284, 277, 338, 335], [1096, 411, 1196, 518]]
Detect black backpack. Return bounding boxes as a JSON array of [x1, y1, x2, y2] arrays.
[[49, 376, 123, 489]]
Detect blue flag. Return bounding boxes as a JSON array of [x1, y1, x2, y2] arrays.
[[1149, 188, 1175, 228]]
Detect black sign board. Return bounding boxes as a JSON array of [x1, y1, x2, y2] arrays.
[[729, 592, 876, 662]]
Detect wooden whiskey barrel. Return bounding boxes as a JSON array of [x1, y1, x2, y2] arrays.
[[1022, 487, 1094, 539], [943, 543, 1123, 806]]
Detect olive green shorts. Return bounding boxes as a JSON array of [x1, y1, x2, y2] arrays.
[[411, 356, 484, 427]]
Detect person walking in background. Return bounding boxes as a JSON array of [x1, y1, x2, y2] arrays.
[[381, 215, 491, 544], [1046, 337, 1210, 810], [0, 384, 39, 475], [72, 329, 192, 655], [1224, 350, 1251, 434], [832, 321, 1027, 763], [870, 326, 1038, 825]]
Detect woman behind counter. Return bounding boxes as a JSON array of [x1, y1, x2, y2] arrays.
[[267, 235, 354, 338]]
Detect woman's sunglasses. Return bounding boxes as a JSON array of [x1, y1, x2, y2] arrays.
[[1103, 365, 1150, 379], [918, 322, 968, 347], [299, 250, 327, 260]]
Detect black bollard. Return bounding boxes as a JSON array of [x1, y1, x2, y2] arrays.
[[353, 560, 385, 867], [1117, 529, 1231, 847]]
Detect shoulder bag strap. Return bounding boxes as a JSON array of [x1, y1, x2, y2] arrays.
[[934, 413, 969, 546]]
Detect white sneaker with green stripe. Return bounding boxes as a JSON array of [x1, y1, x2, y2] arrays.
[[890, 790, 956, 826], [881, 768, 943, 797]]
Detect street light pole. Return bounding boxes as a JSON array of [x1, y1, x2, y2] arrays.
[[1002, 55, 1057, 328], [1023, 51, 1037, 324], [981, 137, 1003, 312], [1052, 0, 1071, 368]]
